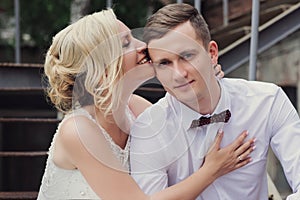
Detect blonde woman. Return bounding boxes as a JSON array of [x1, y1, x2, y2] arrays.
[[37, 9, 255, 200]]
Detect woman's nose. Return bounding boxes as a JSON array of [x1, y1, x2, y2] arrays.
[[135, 38, 147, 53]]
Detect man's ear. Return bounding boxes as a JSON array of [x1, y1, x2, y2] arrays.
[[208, 41, 219, 65]]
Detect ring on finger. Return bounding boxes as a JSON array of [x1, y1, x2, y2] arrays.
[[238, 155, 243, 161]]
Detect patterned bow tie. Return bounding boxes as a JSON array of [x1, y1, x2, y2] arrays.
[[190, 109, 231, 128]]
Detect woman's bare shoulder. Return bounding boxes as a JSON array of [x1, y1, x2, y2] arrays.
[[53, 115, 99, 168]]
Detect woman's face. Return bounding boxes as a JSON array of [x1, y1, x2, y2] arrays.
[[118, 20, 149, 73]]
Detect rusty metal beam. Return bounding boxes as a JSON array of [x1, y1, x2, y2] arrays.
[[0, 191, 38, 199]]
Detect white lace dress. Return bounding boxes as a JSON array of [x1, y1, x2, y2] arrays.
[[37, 108, 133, 199]]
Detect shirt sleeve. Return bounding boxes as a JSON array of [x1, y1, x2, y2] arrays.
[[286, 190, 300, 200], [130, 135, 169, 194], [129, 106, 170, 194], [269, 87, 300, 194]]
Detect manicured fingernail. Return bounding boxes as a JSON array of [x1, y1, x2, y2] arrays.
[[218, 128, 223, 134], [253, 137, 257, 142], [252, 145, 256, 150], [245, 130, 249, 136]]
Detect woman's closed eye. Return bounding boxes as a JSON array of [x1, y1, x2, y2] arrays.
[[122, 35, 131, 48]]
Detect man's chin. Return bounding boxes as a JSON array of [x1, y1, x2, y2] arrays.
[[174, 92, 199, 106]]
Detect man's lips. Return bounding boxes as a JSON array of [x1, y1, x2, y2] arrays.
[[174, 80, 194, 89]]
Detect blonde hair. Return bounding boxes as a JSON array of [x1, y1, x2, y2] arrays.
[[44, 9, 124, 116]]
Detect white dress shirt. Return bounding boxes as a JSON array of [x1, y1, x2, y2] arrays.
[[130, 78, 300, 200]]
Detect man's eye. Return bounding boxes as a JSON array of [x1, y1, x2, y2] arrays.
[[181, 53, 194, 60], [160, 61, 170, 65], [155, 60, 170, 68]]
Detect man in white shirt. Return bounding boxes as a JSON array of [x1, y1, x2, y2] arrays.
[[130, 3, 300, 200]]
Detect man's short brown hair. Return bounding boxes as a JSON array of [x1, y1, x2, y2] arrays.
[[144, 3, 211, 49]]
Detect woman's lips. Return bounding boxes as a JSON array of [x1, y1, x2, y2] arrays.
[[137, 56, 150, 65]]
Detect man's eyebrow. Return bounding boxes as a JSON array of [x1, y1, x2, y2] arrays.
[[151, 48, 198, 63], [152, 58, 170, 64], [178, 49, 198, 56]]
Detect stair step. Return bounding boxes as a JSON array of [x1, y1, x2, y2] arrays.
[[0, 63, 44, 91], [0, 118, 60, 123], [0, 191, 38, 199], [0, 62, 43, 68], [0, 151, 47, 157]]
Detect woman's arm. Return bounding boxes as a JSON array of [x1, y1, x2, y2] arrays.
[[56, 118, 254, 200], [150, 130, 254, 200]]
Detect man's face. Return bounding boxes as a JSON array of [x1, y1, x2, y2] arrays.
[[148, 21, 217, 105]]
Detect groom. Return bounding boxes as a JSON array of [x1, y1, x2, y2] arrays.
[[130, 3, 300, 199]]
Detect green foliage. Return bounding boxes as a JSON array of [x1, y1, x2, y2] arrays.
[[88, 0, 164, 29], [19, 0, 72, 49], [0, 0, 14, 45], [0, 0, 164, 53], [113, 0, 149, 28], [115, 0, 164, 28], [0, 0, 14, 16]]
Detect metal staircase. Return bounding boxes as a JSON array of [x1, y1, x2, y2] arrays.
[[215, 1, 300, 74], [0, 63, 59, 199], [0, 63, 165, 199]]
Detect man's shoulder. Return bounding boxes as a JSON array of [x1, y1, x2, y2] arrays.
[[222, 78, 280, 96], [134, 95, 173, 122], [131, 96, 171, 134]]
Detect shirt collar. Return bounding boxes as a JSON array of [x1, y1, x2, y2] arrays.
[[168, 79, 231, 131], [213, 79, 230, 116]]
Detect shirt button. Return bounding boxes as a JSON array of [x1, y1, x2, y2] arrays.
[[80, 191, 86, 196]]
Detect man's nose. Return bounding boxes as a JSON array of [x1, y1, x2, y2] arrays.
[[173, 62, 188, 80]]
